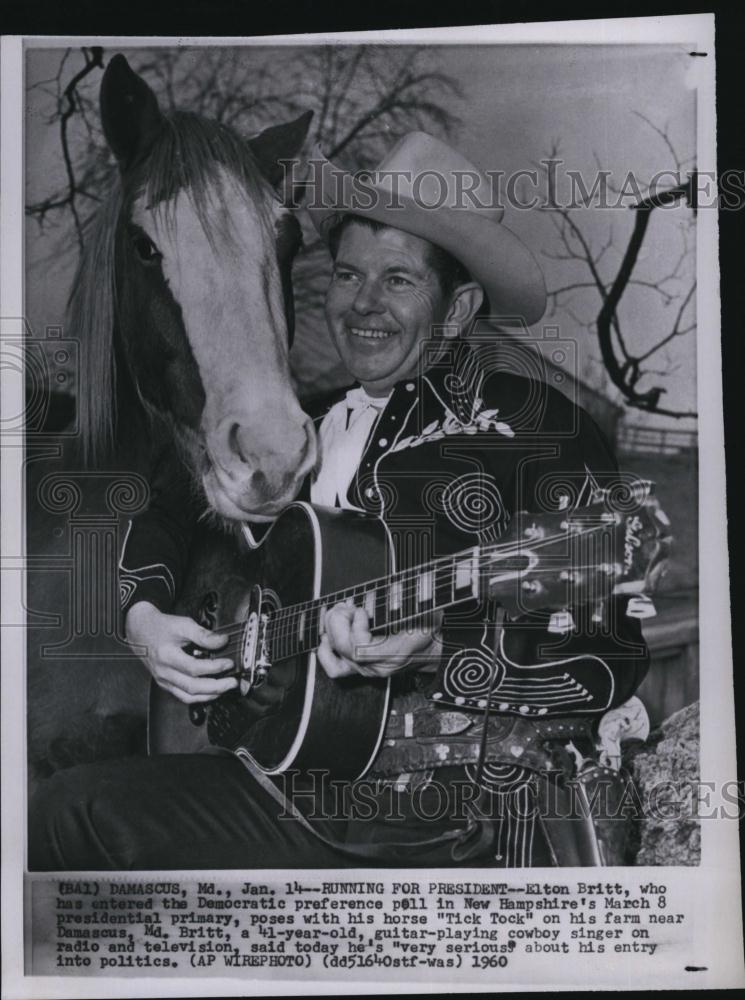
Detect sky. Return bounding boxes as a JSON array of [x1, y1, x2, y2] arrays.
[[24, 42, 699, 429]]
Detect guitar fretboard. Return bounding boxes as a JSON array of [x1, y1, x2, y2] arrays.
[[265, 544, 533, 664]]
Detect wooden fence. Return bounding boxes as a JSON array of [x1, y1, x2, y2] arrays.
[[616, 424, 698, 456], [637, 606, 699, 726]]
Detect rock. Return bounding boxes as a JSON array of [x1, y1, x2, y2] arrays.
[[624, 701, 700, 865]]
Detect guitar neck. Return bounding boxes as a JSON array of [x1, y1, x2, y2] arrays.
[[265, 541, 536, 664], [212, 480, 666, 667]]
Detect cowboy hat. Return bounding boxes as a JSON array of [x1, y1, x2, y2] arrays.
[[305, 131, 547, 326]]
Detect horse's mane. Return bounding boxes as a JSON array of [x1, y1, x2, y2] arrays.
[[68, 111, 272, 466]]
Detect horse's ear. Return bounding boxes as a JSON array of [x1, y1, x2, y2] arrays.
[[248, 110, 314, 187], [100, 54, 164, 172]]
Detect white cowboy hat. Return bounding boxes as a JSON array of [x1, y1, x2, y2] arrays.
[[306, 131, 547, 326]]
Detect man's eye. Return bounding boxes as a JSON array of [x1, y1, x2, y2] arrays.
[[387, 275, 412, 288], [132, 233, 163, 264], [334, 270, 358, 282]]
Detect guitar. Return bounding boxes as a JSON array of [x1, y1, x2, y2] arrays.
[[148, 479, 670, 779]]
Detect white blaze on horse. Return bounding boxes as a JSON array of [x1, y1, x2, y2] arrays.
[[27, 55, 316, 787], [73, 53, 317, 518]]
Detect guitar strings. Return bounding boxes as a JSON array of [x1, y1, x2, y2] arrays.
[[213, 552, 618, 669], [266, 564, 618, 656], [211, 555, 618, 665], [268, 523, 612, 634], [208, 524, 599, 643], [217, 523, 613, 647], [202, 522, 617, 660]]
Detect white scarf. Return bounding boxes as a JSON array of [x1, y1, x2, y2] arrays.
[[311, 387, 391, 509]]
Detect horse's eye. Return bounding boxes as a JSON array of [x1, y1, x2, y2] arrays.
[[133, 233, 162, 264]]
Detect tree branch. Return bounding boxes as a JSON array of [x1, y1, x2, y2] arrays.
[[538, 123, 697, 419], [26, 46, 105, 244]]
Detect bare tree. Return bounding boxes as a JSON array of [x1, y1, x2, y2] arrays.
[[538, 115, 697, 419], [541, 118, 696, 418], [26, 46, 106, 247]]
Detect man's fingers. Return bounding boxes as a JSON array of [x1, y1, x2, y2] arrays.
[[325, 603, 375, 660], [159, 680, 226, 706], [158, 680, 206, 705], [325, 606, 355, 660], [157, 666, 237, 699], [317, 636, 356, 678], [350, 607, 373, 655], [175, 618, 229, 650], [161, 647, 234, 676]]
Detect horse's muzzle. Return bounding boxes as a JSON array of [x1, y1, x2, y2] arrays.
[[203, 414, 318, 521]]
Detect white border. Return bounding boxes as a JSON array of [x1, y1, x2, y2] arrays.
[[0, 15, 720, 46], [2, 13, 743, 997], [1, 30, 29, 1000], [690, 12, 743, 980]]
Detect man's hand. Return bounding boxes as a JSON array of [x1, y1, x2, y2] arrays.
[[317, 603, 443, 679], [125, 601, 237, 704]]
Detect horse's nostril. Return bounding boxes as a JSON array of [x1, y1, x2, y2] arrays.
[[228, 423, 251, 465]]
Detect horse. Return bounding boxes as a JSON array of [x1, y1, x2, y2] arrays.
[[26, 54, 316, 790]]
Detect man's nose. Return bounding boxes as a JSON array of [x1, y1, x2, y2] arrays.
[[352, 278, 385, 313]]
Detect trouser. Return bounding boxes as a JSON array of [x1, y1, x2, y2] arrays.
[[28, 754, 554, 871]]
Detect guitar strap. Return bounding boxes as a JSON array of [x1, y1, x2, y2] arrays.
[[231, 747, 478, 864]]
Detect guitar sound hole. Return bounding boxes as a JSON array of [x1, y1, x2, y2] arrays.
[[197, 592, 219, 631]]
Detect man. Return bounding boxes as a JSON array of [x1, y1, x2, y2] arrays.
[[29, 133, 649, 870]]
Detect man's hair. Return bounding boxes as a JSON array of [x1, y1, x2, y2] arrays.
[[326, 215, 472, 299]]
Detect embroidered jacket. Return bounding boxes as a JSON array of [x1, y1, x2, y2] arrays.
[[120, 340, 649, 727]]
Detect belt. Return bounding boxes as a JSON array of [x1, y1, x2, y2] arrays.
[[369, 693, 594, 778]]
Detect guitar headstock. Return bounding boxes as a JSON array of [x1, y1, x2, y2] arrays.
[[595, 479, 672, 596], [490, 478, 672, 616]]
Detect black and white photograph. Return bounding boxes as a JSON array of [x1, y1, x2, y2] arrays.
[[1, 12, 742, 995]]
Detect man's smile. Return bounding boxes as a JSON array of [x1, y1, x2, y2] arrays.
[[347, 325, 397, 340]]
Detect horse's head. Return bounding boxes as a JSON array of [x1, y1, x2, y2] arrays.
[[73, 54, 317, 521]]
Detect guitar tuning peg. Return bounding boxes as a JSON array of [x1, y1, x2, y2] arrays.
[[626, 595, 657, 619], [654, 505, 671, 527], [548, 610, 575, 634]]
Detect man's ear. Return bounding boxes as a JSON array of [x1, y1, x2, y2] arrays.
[[443, 283, 484, 333]]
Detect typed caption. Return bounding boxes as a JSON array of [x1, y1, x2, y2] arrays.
[[27, 873, 690, 980]]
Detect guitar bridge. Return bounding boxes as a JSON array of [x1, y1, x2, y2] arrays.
[[253, 613, 271, 683], [237, 586, 271, 696]]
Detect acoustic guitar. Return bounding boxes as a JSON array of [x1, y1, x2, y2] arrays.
[[147, 479, 670, 779]]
